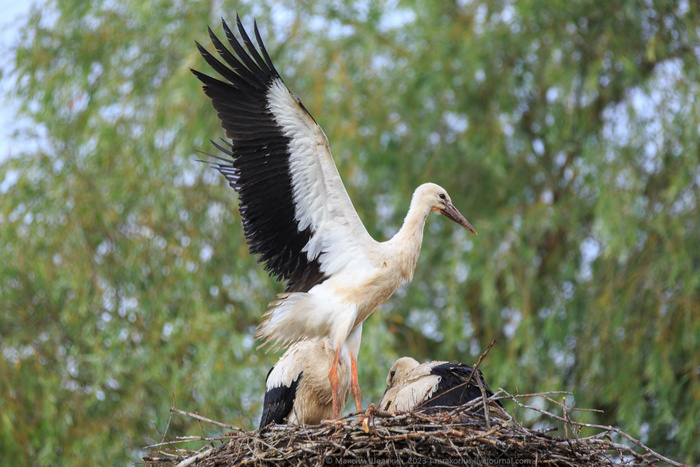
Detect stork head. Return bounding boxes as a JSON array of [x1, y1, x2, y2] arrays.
[[417, 183, 477, 235], [379, 357, 420, 411], [385, 356, 420, 387]]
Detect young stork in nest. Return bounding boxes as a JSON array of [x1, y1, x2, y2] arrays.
[[259, 338, 353, 428], [192, 17, 477, 418], [379, 357, 508, 419]]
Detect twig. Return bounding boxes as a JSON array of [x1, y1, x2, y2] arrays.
[[415, 339, 497, 410], [175, 448, 213, 467], [159, 395, 176, 444], [170, 407, 236, 430], [144, 437, 225, 449], [500, 389, 688, 467], [464, 338, 496, 388], [475, 369, 491, 429]]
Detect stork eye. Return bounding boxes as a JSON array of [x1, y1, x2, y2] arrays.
[[390, 370, 396, 381], [439, 193, 446, 200]]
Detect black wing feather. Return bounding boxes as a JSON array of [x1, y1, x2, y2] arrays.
[[420, 364, 504, 411], [252, 20, 277, 73], [259, 370, 302, 429], [192, 18, 328, 293]]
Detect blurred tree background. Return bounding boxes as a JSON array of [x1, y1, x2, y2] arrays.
[[1, 0, 698, 465]]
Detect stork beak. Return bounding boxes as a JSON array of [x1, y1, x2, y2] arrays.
[[379, 386, 393, 411], [436, 203, 477, 235], [380, 385, 389, 401]]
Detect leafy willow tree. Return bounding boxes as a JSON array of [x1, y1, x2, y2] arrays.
[[1, 0, 698, 465]]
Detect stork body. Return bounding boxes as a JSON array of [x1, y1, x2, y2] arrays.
[[259, 182, 464, 351], [259, 339, 352, 428], [379, 357, 507, 419], [193, 18, 476, 418]]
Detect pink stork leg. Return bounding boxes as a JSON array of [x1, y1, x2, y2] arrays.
[[350, 353, 363, 421], [329, 346, 343, 419], [345, 323, 364, 419], [350, 355, 362, 411]]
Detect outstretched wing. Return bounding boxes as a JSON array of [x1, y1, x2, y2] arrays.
[[192, 17, 373, 293]]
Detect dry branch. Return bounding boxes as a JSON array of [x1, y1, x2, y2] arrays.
[[142, 391, 686, 467]]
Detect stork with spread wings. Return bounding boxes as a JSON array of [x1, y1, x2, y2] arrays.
[[192, 17, 476, 418]]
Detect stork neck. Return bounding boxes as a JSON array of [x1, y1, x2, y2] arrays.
[[387, 197, 432, 281]]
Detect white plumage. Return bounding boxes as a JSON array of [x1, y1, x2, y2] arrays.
[[259, 339, 352, 427], [193, 17, 477, 418], [380, 357, 441, 412]]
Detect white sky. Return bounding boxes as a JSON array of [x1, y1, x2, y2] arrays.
[[0, 0, 33, 162]]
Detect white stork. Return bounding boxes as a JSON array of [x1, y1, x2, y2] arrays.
[[378, 357, 507, 418], [259, 338, 352, 428], [192, 17, 477, 418]]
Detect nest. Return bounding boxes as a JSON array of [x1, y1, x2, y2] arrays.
[[141, 389, 683, 467]]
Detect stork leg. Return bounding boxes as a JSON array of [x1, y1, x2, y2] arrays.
[[350, 354, 363, 421], [329, 346, 343, 419], [350, 355, 362, 410], [343, 323, 364, 419]]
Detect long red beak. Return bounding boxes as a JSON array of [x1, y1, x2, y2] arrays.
[[436, 203, 477, 235]]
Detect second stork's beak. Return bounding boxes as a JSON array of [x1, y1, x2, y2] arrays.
[[436, 203, 477, 235]]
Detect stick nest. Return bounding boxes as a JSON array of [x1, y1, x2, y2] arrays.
[[142, 390, 681, 467]]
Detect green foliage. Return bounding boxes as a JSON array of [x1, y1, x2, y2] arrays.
[[1, 0, 698, 465]]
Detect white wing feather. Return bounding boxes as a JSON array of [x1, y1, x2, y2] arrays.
[[267, 79, 375, 276]]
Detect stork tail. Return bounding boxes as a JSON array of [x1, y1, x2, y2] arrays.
[[255, 293, 357, 353]]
